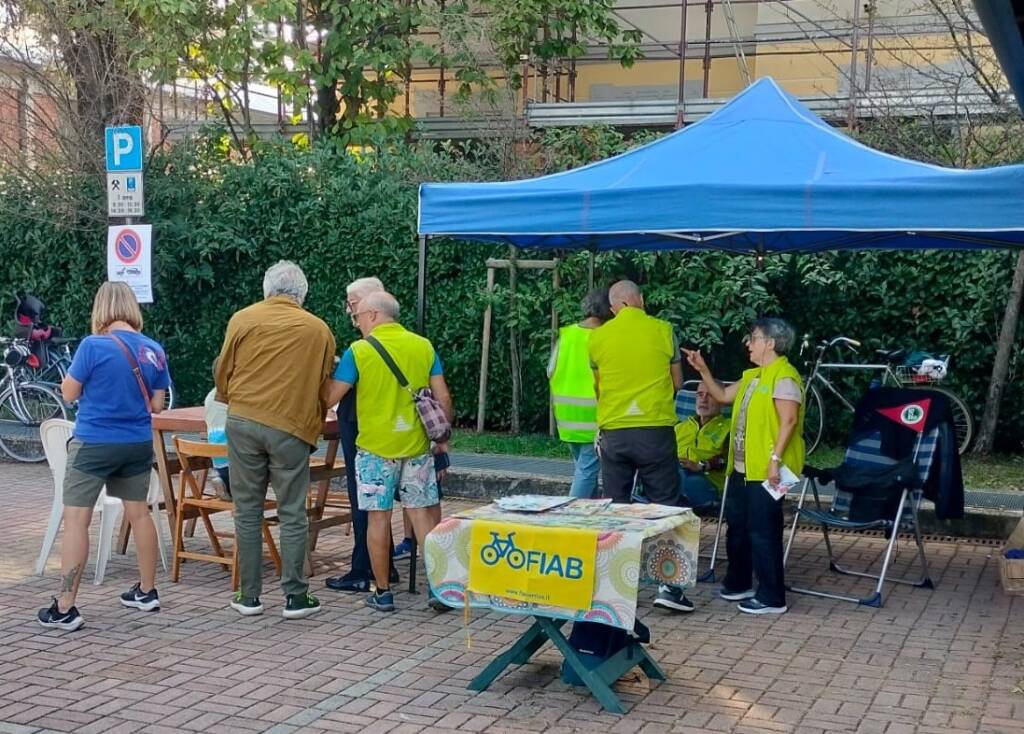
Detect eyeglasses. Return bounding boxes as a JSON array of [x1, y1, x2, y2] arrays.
[[351, 310, 376, 322], [345, 299, 359, 314], [743, 333, 769, 345]]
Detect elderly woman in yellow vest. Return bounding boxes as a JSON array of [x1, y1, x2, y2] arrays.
[[683, 317, 804, 616], [548, 288, 612, 498]]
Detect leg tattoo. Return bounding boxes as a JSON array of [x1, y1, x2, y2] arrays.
[[60, 564, 81, 594]]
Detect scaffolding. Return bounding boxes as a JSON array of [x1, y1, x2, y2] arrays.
[[402, 0, 978, 129]]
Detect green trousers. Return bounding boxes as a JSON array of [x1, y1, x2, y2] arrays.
[[226, 416, 310, 599]]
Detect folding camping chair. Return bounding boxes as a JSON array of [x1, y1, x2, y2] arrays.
[[782, 413, 939, 607]]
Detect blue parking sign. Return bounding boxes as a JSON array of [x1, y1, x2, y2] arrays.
[[105, 126, 143, 171]]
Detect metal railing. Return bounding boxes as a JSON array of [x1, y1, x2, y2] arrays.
[[527, 88, 1008, 128]]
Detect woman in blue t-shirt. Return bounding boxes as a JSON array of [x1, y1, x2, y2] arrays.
[[38, 282, 171, 631]]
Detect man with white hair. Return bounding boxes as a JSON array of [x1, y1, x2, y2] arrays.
[[325, 291, 453, 613], [215, 260, 335, 619], [325, 276, 399, 593]]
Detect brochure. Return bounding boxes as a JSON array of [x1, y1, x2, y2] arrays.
[[762, 464, 801, 501]]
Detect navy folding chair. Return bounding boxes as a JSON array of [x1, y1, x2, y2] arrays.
[[783, 426, 937, 607]]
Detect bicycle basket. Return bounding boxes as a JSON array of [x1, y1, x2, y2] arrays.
[[895, 355, 949, 385]]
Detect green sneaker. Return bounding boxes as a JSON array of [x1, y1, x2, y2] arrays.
[[283, 593, 322, 619], [230, 592, 264, 616]]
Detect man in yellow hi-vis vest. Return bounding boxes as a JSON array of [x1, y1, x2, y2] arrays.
[[589, 280, 684, 505], [547, 288, 612, 498], [325, 291, 453, 615]]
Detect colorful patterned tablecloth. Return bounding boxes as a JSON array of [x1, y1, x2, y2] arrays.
[[424, 503, 700, 630]]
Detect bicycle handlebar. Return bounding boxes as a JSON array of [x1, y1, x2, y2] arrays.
[[829, 336, 861, 350]]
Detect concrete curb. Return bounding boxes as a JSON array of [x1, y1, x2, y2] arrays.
[[443, 468, 1023, 541]]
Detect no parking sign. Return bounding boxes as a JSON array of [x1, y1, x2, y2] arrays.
[[107, 225, 153, 303]]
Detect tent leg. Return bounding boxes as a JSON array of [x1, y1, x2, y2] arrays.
[[417, 235, 428, 334]]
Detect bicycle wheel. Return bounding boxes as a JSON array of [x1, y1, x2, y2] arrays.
[[912, 386, 974, 454], [0, 384, 68, 462], [802, 384, 824, 455]]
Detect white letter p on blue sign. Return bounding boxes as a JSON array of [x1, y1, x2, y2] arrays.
[[105, 126, 143, 172]]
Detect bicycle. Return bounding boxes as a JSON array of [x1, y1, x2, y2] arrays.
[[801, 335, 974, 456], [0, 339, 70, 462], [480, 531, 527, 568]]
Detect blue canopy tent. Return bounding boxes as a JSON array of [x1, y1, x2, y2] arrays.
[[414, 77, 1024, 327]]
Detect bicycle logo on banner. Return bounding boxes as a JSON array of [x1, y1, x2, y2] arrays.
[[479, 531, 584, 579]]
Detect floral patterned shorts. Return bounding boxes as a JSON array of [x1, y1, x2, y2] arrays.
[[355, 450, 439, 511]]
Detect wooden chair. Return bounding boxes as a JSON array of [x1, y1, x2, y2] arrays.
[[306, 429, 352, 556], [172, 436, 281, 590]]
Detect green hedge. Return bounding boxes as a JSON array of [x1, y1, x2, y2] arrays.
[[0, 136, 1020, 449]]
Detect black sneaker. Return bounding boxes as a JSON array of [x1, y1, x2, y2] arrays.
[[283, 593, 322, 619], [325, 575, 370, 592], [652, 585, 695, 613], [37, 599, 84, 631], [365, 589, 396, 612], [119, 582, 160, 612], [428, 588, 451, 613], [738, 599, 787, 615], [230, 592, 264, 616], [719, 587, 756, 602]]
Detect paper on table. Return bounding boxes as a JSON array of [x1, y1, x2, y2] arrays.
[[494, 494, 575, 512], [762, 464, 801, 501], [550, 498, 613, 516]]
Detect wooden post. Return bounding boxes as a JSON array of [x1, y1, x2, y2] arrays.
[[474, 257, 558, 434], [509, 247, 521, 434], [476, 266, 496, 433], [549, 262, 560, 436]]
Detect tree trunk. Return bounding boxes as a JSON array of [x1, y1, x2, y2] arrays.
[[973, 249, 1024, 454]]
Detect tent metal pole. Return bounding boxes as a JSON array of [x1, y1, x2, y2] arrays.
[[588, 251, 596, 289], [416, 235, 428, 334]]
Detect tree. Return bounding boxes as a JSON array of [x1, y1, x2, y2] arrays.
[[0, 0, 149, 175]]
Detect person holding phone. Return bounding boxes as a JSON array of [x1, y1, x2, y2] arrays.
[[683, 317, 804, 615]]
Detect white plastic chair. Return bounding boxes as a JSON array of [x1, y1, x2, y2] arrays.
[[36, 419, 167, 584]]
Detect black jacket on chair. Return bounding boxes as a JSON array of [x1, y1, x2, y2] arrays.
[[852, 387, 964, 520]]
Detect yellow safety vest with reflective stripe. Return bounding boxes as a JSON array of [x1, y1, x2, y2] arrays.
[[549, 324, 598, 443], [352, 322, 435, 459], [588, 307, 677, 430]]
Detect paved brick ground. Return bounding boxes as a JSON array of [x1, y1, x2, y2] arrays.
[[1, 461, 1022, 734]]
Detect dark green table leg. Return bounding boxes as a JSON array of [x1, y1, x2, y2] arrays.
[[468, 618, 561, 691], [536, 617, 628, 714], [468, 616, 663, 715]]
